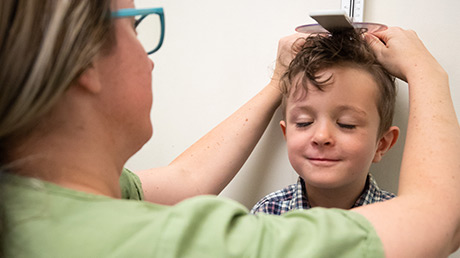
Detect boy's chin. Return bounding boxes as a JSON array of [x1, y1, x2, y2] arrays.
[[300, 174, 360, 190]]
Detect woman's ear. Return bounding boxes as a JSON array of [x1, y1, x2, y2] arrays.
[[373, 126, 400, 163], [74, 64, 102, 94], [280, 120, 287, 140]]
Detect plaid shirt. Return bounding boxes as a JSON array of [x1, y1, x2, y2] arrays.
[[251, 174, 396, 215]]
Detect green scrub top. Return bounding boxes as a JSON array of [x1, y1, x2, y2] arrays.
[[1, 170, 384, 257]]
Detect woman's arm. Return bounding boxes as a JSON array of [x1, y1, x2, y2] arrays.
[[354, 28, 460, 257], [136, 34, 304, 205]]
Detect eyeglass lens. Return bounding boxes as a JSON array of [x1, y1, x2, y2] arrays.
[[136, 14, 162, 54]]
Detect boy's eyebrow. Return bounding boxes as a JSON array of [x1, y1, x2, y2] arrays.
[[336, 105, 368, 116], [288, 105, 314, 115], [289, 105, 367, 115]]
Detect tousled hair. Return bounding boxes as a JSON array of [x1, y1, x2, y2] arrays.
[[280, 29, 396, 138]]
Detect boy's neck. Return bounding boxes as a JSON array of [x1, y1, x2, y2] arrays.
[[304, 178, 367, 209]]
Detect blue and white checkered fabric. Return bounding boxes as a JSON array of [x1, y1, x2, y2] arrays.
[[251, 174, 395, 215]]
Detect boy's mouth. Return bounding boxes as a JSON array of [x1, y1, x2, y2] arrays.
[[307, 155, 341, 161], [307, 157, 341, 166]]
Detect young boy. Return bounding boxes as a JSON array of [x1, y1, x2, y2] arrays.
[[252, 30, 400, 214]]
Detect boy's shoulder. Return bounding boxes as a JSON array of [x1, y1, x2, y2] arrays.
[[355, 174, 396, 206]]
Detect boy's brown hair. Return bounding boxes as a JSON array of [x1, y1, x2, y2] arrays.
[[280, 30, 396, 138]]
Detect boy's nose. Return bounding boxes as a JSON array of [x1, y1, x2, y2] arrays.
[[311, 122, 334, 147]]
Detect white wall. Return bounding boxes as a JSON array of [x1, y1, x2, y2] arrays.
[[129, 1, 460, 256]]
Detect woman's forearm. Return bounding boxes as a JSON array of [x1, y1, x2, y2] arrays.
[[168, 82, 282, 194], [136, 34, 303, 205], [136, 81, 282, 205]]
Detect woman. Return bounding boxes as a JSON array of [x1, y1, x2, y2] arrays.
[[0, 0, 289, 205], [1, 0, 459, 257]]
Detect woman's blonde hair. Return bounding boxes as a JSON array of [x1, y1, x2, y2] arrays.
[[0, 1, 115, 254], [0, 0, 114, 163]]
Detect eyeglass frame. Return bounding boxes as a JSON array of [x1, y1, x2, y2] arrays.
[[111, 7, 165, 55]]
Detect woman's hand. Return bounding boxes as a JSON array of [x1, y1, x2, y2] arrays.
[[365, 27, 445, 82], [271, 33, 307, 88]]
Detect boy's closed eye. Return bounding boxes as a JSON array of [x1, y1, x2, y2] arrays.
[[294, 121, 357, 129], [296, 122, 313, 128], [337, 122, 356, 129]]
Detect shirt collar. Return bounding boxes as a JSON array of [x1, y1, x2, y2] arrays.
[[293, 174, 381, 209]]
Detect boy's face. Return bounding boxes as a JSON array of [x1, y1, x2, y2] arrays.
[[281, 66, 383, 192]]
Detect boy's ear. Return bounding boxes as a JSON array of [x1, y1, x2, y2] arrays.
[[74, 64, 103, 94], [280, 120, 287, 140], [372, 126, 400, 163]]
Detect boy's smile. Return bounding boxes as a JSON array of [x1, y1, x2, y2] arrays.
[[307, 157, 341, 167], [281, 66, 384, 194]]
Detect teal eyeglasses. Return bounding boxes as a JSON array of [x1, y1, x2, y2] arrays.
[[112, 7, 165, 55]]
